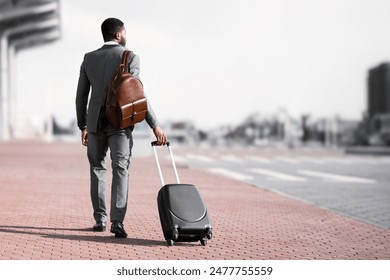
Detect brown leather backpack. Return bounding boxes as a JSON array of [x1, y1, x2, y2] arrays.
[[105, 50, 147, 129]]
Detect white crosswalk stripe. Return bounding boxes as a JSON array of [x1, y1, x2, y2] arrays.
[[184, 151, 382, 185], [166, 155, 188, 165], [184, 152, 390, 167], [297, 157, 326, 164], [208, 168, 253, 181], [298, 170, 376, 184], [220, 155, 242, 163], [187, 154, 214, 163], [249, 168, 307, 182], [326, 158, 355, 165], [379, 158, 390, 164], [245, 156, 273, 164], [274, 157, 300, 164]]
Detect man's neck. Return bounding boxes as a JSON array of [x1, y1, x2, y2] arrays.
[[104, 41, 119, 45]]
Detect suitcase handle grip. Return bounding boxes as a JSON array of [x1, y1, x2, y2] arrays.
[[151, 141, 170, 147], [151, 141, 180, 187]]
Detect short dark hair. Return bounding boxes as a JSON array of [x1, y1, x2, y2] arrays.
[[101, 18, 124, 42]]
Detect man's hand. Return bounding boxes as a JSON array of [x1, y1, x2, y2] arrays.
[[153, 126, 167, 145], [81, 128, 88, 146]]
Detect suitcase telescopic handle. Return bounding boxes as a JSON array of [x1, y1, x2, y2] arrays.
[[151, 141, 181, 186]]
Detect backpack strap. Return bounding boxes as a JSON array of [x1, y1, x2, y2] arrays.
[[121, 50, 132, 73]]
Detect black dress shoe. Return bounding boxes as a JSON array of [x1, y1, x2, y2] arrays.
[[93, 221, 106, 232], [110, 221, 128, 238]]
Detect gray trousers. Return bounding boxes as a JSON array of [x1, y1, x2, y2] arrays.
[[87, 124, 133, 223]]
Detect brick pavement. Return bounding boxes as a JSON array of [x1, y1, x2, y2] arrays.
[[0, 141, 389, 260]]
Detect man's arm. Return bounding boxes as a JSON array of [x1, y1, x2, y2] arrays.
[[75, 56, 90, 146], [129, 53, 167, 145], [128, 53, 140, 78]]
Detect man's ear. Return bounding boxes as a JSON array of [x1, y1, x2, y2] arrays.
[[115, 32, 121, 41]]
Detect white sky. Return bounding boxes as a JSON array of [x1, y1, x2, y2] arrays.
[[15, 0, 390, 129]]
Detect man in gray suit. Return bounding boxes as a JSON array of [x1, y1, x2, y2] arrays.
[[75, 18, 167, 238]]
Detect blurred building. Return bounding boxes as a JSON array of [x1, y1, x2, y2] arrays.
[[0, 0, 61, 140], [368, 62, 390, 117], [221, 112, 303, 147], [365, 62, 390, 145]]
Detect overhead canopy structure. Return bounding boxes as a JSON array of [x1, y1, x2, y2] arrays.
[[0, 0, 61, 140]]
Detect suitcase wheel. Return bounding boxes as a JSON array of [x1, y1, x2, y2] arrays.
[[206, 229, 213, 240], [200, 238, 207, 246], [167, 239, 174, 246], [172, 229, 179, 241]]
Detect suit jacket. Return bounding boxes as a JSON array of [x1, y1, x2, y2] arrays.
[[75, 43, 158, 133]]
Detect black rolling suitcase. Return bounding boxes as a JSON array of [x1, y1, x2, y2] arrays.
[[152, 141, 213, 246]]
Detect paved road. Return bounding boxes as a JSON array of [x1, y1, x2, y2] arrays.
[[172, 145, 390, 229]]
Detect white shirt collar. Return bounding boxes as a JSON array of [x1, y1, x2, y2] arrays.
[[104, 41, 119, 45]]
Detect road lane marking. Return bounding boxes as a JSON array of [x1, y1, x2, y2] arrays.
[[165, 155, 187, 165], [208, 168, 253, 181], [245, 156, 272, 163], [326, 158, 354, 165], [378, 157, 390, 164], [298, 170, 376, 184], [249, 168, 307, 182], [297, 157, 326, 164], [187, 154, 215, 163], [322, 157, 388, 165], [362, 158, 387, 165], [220, 155, 242, 163], [274, 157, 299, 164]]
